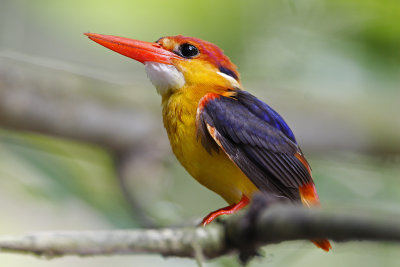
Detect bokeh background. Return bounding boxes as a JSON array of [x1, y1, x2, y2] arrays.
[[1, 0, 400, 266]]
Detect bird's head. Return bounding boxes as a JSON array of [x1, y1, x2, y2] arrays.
[[85, 33, 240, 97]]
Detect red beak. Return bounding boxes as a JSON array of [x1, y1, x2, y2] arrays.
[[84, 33, 180, 65]]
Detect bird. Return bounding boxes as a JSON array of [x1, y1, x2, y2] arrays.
[[85, 33, 331, 251]]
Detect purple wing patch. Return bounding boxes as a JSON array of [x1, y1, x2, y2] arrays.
[[196, 91, 313, 201]]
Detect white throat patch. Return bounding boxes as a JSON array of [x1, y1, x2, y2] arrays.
[[217, 71, 240, 88], [144, 62, 185, 95]]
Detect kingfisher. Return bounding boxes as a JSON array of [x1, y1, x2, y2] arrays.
[[85, 33, 331, 251]]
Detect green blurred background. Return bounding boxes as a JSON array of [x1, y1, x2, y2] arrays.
[[1, 0, 400, 266]]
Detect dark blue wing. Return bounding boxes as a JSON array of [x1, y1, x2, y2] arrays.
[[235, 90, 297, 143], [197, 91, 312, 201]]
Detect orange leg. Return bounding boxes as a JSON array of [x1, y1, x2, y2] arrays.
[[201, 195, 250, 226]]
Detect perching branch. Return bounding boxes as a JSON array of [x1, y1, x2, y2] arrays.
[[0, 196, 399, 261], [0, 227, 226, 259]]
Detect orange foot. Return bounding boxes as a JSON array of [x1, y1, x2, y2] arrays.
[[201, 195, 250, 226]]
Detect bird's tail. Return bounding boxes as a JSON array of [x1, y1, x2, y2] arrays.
[[312, 239, 332, 252], [299, 183, 332, 251]]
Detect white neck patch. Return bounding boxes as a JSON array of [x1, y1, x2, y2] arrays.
[[217, 71, 240, 88], [144, 62, 185, 95]]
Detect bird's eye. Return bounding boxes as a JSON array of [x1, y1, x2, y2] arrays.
[[178, 43, 199, 58]]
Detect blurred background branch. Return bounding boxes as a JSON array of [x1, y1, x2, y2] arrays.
[[115, 149, 160, 228], [0, 55, 164, 229], [0, 56, 157, 152], [1, 53, 400, 155]]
